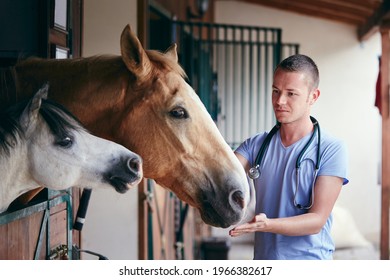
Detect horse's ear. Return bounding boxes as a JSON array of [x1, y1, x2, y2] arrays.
[[20, 83, 49, 131], [120, 24, 152, 81], [165, 43, 178, 63]]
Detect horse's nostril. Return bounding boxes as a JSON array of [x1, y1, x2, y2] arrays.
[[231, 190, 245, 209], [128, 157, 140, 173]]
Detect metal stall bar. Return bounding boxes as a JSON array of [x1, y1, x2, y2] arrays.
[[282, 43, 300, 58], [147, 179, 154, 260], [34, 209, 50, 259]]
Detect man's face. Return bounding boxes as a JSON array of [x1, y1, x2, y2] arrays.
[[271, 69, 318, 124]]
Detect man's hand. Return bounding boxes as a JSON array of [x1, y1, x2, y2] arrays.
[[229, 213, 268, 237]]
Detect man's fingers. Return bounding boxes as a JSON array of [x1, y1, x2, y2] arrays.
[[255, 213, 267, 222]]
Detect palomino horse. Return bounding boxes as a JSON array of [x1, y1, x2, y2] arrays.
[[0, 84, 143, 213], [1, 24, 254, 228]]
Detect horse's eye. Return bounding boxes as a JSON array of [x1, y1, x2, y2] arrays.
[[170, 107, 188, 119], [56, 136, 73, 148]]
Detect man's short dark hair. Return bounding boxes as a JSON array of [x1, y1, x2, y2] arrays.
[[275, 54, 319, 89]]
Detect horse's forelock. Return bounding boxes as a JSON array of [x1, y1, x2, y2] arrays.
[[0, 97, 86, 155], [146, 50, 187, 79], [39, 99, 85, 139]]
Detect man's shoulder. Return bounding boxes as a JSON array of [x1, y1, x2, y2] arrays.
[[320, 130, 346, 148]]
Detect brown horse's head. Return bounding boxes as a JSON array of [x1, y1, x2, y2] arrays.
[[116, 25, 252, 228]]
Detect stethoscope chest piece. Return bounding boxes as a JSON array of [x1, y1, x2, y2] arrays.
[[248, 165, 260, 180]]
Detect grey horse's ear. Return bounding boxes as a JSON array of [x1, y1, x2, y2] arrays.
[[20, 82, 49, 132]]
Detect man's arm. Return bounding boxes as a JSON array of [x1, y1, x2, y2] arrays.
[[234, 151, 250, 173], [230, 175, 343, 237]]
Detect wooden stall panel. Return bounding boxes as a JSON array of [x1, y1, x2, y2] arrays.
[[0, 211, 45, 260]]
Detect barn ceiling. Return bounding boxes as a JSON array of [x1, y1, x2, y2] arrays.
[[235, 0, 390, 41]]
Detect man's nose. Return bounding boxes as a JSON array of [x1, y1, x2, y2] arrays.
[[276, 93, 287, 105]]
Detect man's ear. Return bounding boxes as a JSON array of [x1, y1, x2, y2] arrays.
[[310, 88, 320, 105]]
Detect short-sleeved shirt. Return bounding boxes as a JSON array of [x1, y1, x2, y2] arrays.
[[235, 126, 349, 260]]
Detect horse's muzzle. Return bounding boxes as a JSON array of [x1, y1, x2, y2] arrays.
[[199, 188, 246, 228], [104, 155, 143, 193]]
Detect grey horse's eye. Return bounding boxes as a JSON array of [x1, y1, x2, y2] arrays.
[[56, 136, 73, 148], [170, 107, 188, 119]]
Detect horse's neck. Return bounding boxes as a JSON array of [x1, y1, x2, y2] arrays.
[[15, 57, 131, 139], [0, 143, 38, 212]]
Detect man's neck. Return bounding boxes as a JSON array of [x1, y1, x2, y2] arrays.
[[279, 117, 314, 147]]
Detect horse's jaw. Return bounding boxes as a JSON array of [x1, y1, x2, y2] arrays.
[[0, 145, 40, 213], [0, 178, 41, 214], [195, 178, 255, 230], [153, 165, 252, 228], [197, 180, 253, 228]]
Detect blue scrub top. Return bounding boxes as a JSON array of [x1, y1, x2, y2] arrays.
[[236, 128, 349, 260]]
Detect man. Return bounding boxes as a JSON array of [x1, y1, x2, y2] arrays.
[[230, 54, 349, 260]]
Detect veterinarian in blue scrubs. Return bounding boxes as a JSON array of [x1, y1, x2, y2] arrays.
[[230, 54, 349, 260]]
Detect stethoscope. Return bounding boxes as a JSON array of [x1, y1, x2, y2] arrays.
[[248, 116, 321, 210]]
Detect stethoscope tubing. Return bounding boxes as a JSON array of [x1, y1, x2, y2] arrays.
[[248, 116, 321, 209]]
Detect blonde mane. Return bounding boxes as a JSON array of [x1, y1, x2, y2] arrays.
[[146, 49, 187, 79], [17, 48, 187, 88]]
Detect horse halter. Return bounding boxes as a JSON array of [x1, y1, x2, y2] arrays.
[[248, 116, 321, 210]]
